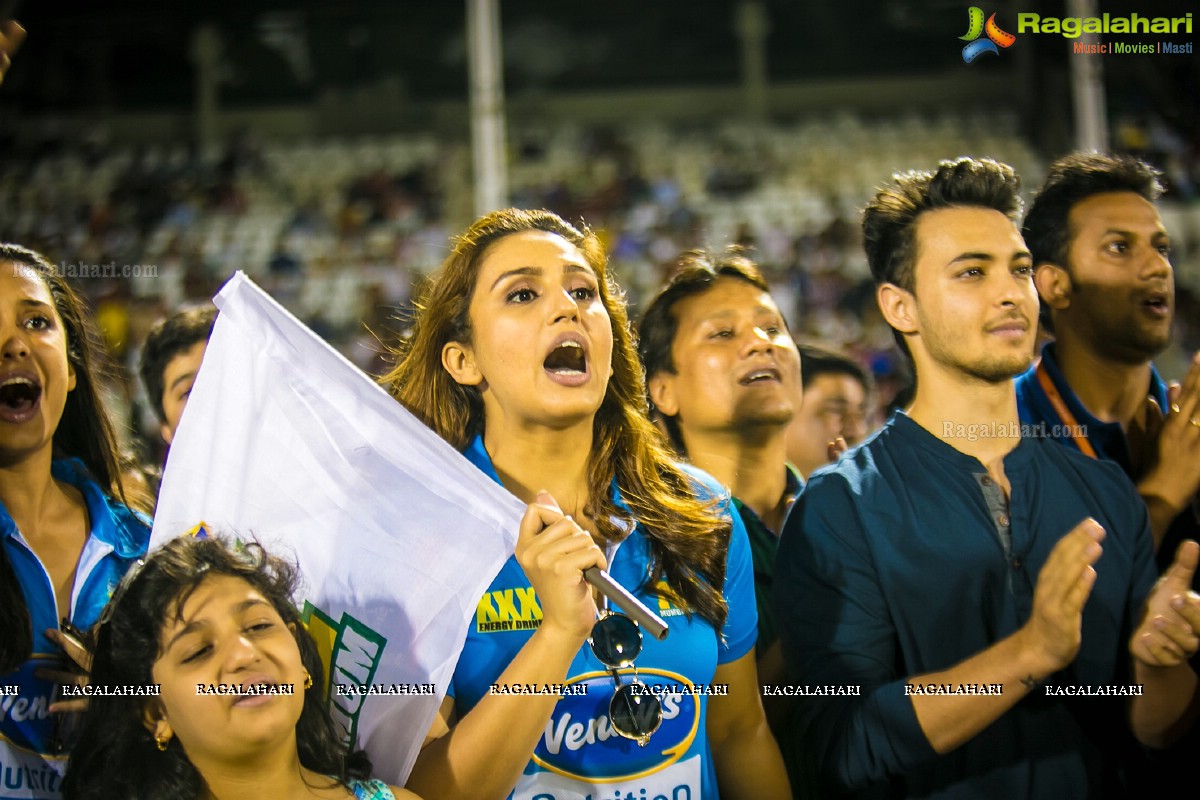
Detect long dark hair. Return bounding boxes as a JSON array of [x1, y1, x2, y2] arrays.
[[0, 243, 134, 672], [382, 208, 731, 628], [62, 534, 372, 800]]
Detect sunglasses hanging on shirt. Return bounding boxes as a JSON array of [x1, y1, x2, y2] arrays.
[[587, 609, 662, 746]]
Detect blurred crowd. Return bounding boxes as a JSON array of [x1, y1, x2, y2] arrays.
[[1, 113, 1198, 464]]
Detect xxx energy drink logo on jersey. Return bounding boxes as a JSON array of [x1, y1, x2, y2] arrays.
[[531, 670, 700, 782], [477, 585, 543, 632], [301, 601, 387, 748], [960, 7, 1016, 62]]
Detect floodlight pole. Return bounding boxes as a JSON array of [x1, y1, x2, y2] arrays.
[[735, 1, 769, 121], [190, 24, 222, 151], [467, 0, 508, 216], [1067, 0, 1108, 152]]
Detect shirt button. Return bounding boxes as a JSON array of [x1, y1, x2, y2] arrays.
[[998, 515, 1010, 527], [981, 476, 993, 487], [1011, 557, 1022, 569]]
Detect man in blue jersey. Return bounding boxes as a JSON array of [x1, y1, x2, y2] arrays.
[[775, 157, 1200, 799], [1016, 153, 1200, 565]]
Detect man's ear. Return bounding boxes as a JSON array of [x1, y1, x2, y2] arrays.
[[647, 372, 679, 418], [441, 341, 483, 387], [877, 283, 918, 336], [1034, 263, 1072, 312]]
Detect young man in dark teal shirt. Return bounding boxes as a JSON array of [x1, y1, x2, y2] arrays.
[[775, 157, 1200, 799]]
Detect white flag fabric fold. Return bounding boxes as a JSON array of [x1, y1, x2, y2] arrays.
[[151, 271, 525, 784]]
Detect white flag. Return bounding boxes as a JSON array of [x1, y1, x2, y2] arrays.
[[151, 271, 525, 784]]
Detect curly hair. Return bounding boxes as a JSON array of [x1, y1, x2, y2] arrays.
[[62, 534, 373, 800]]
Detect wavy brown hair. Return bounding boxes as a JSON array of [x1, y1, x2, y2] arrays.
[[381, 208, 731, 628]]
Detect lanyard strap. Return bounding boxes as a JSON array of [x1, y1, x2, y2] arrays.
[[1036, 361, 1097, 459]]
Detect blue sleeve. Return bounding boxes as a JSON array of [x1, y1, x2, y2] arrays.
[[774, 470, 936, 792], [718, 494, 758, 663]]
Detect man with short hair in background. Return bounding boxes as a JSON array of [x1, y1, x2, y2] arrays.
[[1017, 152, 1200, 565], [786, 343, 874, 478], [139, 304, 216, 447]]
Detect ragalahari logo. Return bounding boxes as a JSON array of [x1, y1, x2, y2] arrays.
[[960, 7, 1016, 62]]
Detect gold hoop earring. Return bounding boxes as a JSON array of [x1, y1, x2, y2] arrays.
[[303, 670, 313, 690], [155, 734, 170, 752]]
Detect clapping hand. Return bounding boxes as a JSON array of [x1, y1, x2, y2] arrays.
[[1132, 540, 1200, 668]]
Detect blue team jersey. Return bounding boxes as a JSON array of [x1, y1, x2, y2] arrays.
[[0, 459, 151, 800], [450, 436, 757, 800]]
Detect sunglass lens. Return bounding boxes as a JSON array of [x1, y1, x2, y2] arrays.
[[609, 683, 662, 747], [589, 614, 642, 668]]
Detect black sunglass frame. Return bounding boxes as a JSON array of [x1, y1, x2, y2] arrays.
[[588, 610, 663, 747]]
